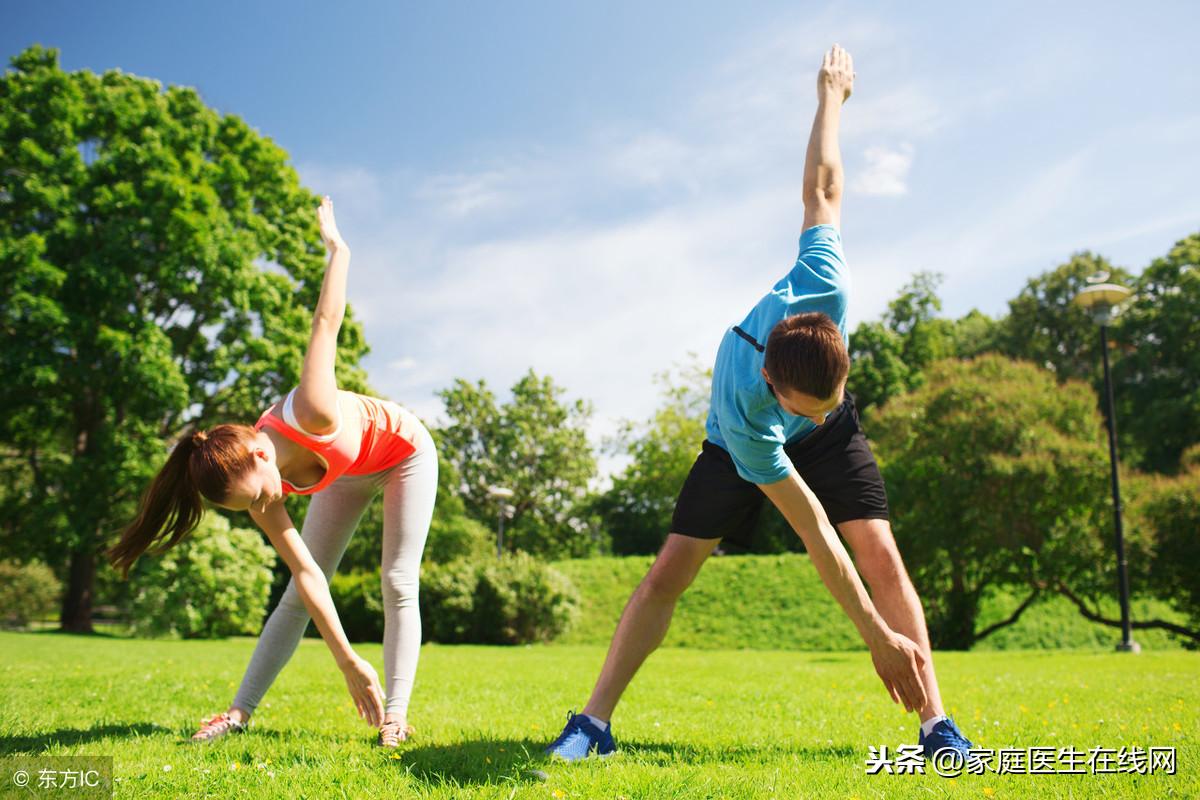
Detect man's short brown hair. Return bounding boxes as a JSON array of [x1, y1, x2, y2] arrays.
[[763, 312, 850, 399]]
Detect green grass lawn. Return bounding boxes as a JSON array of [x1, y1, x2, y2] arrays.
[[0, 632, 1194, 799]]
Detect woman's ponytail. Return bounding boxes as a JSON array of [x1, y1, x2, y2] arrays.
[[108, 424, 257, 578]]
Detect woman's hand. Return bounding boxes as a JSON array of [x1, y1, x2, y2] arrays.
[[316, 195, 349, 252], [340, 652, 385, 727]]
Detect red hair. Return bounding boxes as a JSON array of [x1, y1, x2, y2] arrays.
[[108, 424, 258, 577]]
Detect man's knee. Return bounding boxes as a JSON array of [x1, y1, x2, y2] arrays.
[[639, 566, 690, 601], [638, 538, 712, 600], [853, 533, 911, 590]]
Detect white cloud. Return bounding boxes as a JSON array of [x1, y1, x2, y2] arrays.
[[852, 144, 914, 196], [387, 356, 418, 370], [294, 13, 1200, 480], [291, 20, 957, 480]]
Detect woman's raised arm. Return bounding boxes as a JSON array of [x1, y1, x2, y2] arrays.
[[293, 196, 351, 434]]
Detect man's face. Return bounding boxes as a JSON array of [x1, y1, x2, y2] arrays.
[[762, 369, 845, 425]]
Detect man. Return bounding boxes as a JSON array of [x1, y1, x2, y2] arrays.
[[546, 44, 974, 762]]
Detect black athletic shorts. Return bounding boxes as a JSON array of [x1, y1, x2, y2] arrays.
[[670, 391, 889, 546]]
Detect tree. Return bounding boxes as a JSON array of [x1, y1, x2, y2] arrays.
[[993, 252, 1133, 383], [592, 359, 710, 554], [1055, 452, 1200, 649], [870, 355, 1113, 649], [0, 47, 369, 631], [1113, 231, 1200, 473], [1136, 446, 1200, 644], [436, 370, 598, 558], [848, 272, 994, 415]]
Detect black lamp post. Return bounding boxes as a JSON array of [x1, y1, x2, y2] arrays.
[[486, 485, 515, 558], [1074, 276, 1139, 654]]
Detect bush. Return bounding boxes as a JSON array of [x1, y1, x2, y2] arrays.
[[1133, 462, 1200, 643], [0, 560, 61, 629], [425, 513, 496, 564], [127, 514, 275, 638], [328, 569, 384, 642], [421, 553, 579, 644]]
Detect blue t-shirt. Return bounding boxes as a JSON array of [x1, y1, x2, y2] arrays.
[[705, 224, 850, 484]]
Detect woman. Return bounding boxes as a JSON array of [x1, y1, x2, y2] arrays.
[[109, 197, 437, 748]]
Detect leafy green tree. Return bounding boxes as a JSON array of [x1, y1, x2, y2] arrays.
[[592, 360, 710, 554], [849, 272, 994, 415], [1074, 453, 1200, 648], [870, 355, 1112, 649], [436, 370, 598, 558], [1114, 232, 1200, 473], [847, 321, 912, 416], [993, 252, 1133, 383], [0, 47, 368, 631]]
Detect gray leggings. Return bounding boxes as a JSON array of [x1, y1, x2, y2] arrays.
[[232, 423, 437, 719]]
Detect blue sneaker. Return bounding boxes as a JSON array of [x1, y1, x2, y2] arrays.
[[544, 710, 617, 761], [919, 716, 975, 760]]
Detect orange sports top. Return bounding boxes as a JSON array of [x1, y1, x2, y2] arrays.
[[254, 388, 421, 496]]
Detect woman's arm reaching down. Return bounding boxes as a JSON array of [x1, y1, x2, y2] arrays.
[[250, 500, 386, 727]]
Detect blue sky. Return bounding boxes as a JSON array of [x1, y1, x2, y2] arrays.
[[6, 0, 1200, 471]]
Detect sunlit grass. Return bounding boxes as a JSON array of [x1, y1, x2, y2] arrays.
[[0, 632, 1194, 798]]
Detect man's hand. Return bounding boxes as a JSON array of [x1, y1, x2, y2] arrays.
[[868, 629, 928, 713], [818, 44, 854, 104]]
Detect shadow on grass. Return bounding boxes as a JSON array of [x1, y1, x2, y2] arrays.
[[385, 737, 546, 787], [615, 739, 859, 764], [389, 736, 857, 787], [0, 723, 162, 755]]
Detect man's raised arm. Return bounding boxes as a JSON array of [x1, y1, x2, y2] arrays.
[[802, 44, 854, 231]]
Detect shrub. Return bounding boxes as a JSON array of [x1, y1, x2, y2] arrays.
[[425, 513, 496, 564], [127, 514, 275, 638], [421, 553, 579, 644], [0, 560, 62, 629], [1133, 462, 1200, 644], [328, 569, 384, 642]]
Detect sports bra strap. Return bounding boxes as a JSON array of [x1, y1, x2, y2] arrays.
[[282, 389, 341, 442]]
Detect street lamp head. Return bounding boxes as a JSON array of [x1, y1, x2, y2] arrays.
[[1074, 277, 1132, 326]]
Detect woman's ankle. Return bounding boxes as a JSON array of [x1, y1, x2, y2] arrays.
[[227, 706, 251, 725]]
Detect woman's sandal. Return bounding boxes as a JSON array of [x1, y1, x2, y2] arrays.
[[377, 721, 415, 748], [191, 712, 247, 742]]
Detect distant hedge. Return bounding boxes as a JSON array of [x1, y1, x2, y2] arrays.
[[551, 554, 1190, 651]]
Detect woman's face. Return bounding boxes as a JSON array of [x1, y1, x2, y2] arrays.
[[217, 439, 284, 514]]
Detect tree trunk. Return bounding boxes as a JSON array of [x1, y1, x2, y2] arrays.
[[60, 545, 95, 633], [933, 562, 978, 650]]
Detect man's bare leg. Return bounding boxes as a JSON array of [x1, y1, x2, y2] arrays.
[[838, 518, 945, 722], [581, 533, 720, 721]]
